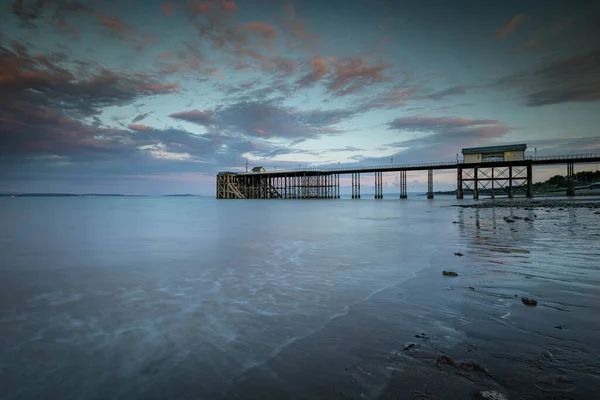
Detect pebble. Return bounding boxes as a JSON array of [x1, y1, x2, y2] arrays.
[[442, 271, 458, 277], [472, 390, 508, 400], [521, 297, 538, 306], [542, 350, 553, 359], [435, 355, 455, 366], [454, 252, 464, 257]]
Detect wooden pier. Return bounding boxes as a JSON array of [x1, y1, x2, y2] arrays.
[[216, 153, 600, 199]]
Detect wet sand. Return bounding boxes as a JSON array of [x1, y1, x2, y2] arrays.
[[226, 203, 600, 400]]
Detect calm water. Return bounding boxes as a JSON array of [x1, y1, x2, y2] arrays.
[[1, 196, 599, 399]]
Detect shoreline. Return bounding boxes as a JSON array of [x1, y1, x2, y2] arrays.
[[226, 205, 600, 400], [455, 197, 600, 209]]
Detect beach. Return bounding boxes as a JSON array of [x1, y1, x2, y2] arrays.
[[1, 196, 599, 399]]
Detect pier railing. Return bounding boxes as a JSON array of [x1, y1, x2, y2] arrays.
[[229, 153, 600, 175]]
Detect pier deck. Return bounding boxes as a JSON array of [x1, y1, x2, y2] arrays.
[[216, 154, 600, 199]]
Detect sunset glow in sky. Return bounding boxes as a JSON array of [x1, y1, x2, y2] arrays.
[[1, 0, 599, 194]]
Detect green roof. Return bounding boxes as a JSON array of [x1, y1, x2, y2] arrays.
[[462, 144, 527, 155]]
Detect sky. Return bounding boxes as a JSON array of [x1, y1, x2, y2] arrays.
[[1, 0, 600, 195]]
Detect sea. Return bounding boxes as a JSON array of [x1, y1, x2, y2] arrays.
[[1, 195, 599, 399]]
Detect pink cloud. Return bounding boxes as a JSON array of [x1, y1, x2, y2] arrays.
[[366, 86, 419, 109], [328, 58, 390, 96], [495, 14, 526, 40], [162, 2, 174, 16], [139, 83, 180, 92], [253, 128, 268, 135], [297, 57, 328, 87], [128, 124, 153, 131], [96, 12, 157, 49], [279, 2, 319, 43], [246, 22, 278, 39]]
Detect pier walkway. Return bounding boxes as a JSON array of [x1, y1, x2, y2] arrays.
[[216, 154, 600, 199]]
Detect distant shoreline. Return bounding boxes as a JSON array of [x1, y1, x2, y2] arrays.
[[0, 194, 200, 197]]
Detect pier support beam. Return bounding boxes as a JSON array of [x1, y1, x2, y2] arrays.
[[352, 173, 361, 199], [374, 172, 383, 199], [427, 169, 434, 199], [490, 167, 495, 199], [456, 167, 463, 199], [400, 170, 408, 199], [566, 162, 575, 196], [473, 168, 479, 199], [526, 162, 533, 198], [508, 166, 513, 198]]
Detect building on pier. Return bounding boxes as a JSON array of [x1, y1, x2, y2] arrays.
[[462, 144, 527, 163], [251, 166, 266, 172]]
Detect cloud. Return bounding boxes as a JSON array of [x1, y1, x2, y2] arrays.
[[386, 115, 511, 155], [497, 49, 600, 106], [169, 109, 216, 125], [421, 86, 467, 101], [96, 12, 157, 49], [168, 100, 355, 140], [0, 40, 179, 117], [132, 112, 152, 123], [327, 58, 390, 96], [11, 0, 92, 25], [297, 57, 328, 87], [365, 85, 419, 109], [162, 2, 174, 16], [495, 14, 526, 40], [246, 22, 278, 40], [278, 2, 319, 48], [128, 124, 153, 131]]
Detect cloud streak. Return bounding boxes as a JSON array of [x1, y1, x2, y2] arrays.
[[495, 14, 526, 40]]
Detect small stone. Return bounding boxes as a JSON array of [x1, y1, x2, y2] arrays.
[[521, 297, 538, 306], [442, 271, 458, 277], [456, 360, 489, 374], [472, 390, 508, 400], [469, 286, 475, 291], [505, 219, 515, 223], [542, 350, 553, 359], [454, 252, 464, 257], [435, 355, 455, 366], [415, 332, 429, 340], [403, 343, 416, 351], [594, 211, 600, 215], [554, 325, 565, 330]]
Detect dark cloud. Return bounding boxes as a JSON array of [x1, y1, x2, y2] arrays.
[[0, 40, 179, 117], [214, 100, 353, 138], [498, 49, 600, 106], [167, 100, 354, 140], [132, 111, 152, 123], [11, 0, 92, 25], [421, 86, 467, 101], [385, 115, 511, 156], [169, 110, 216, 126]]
